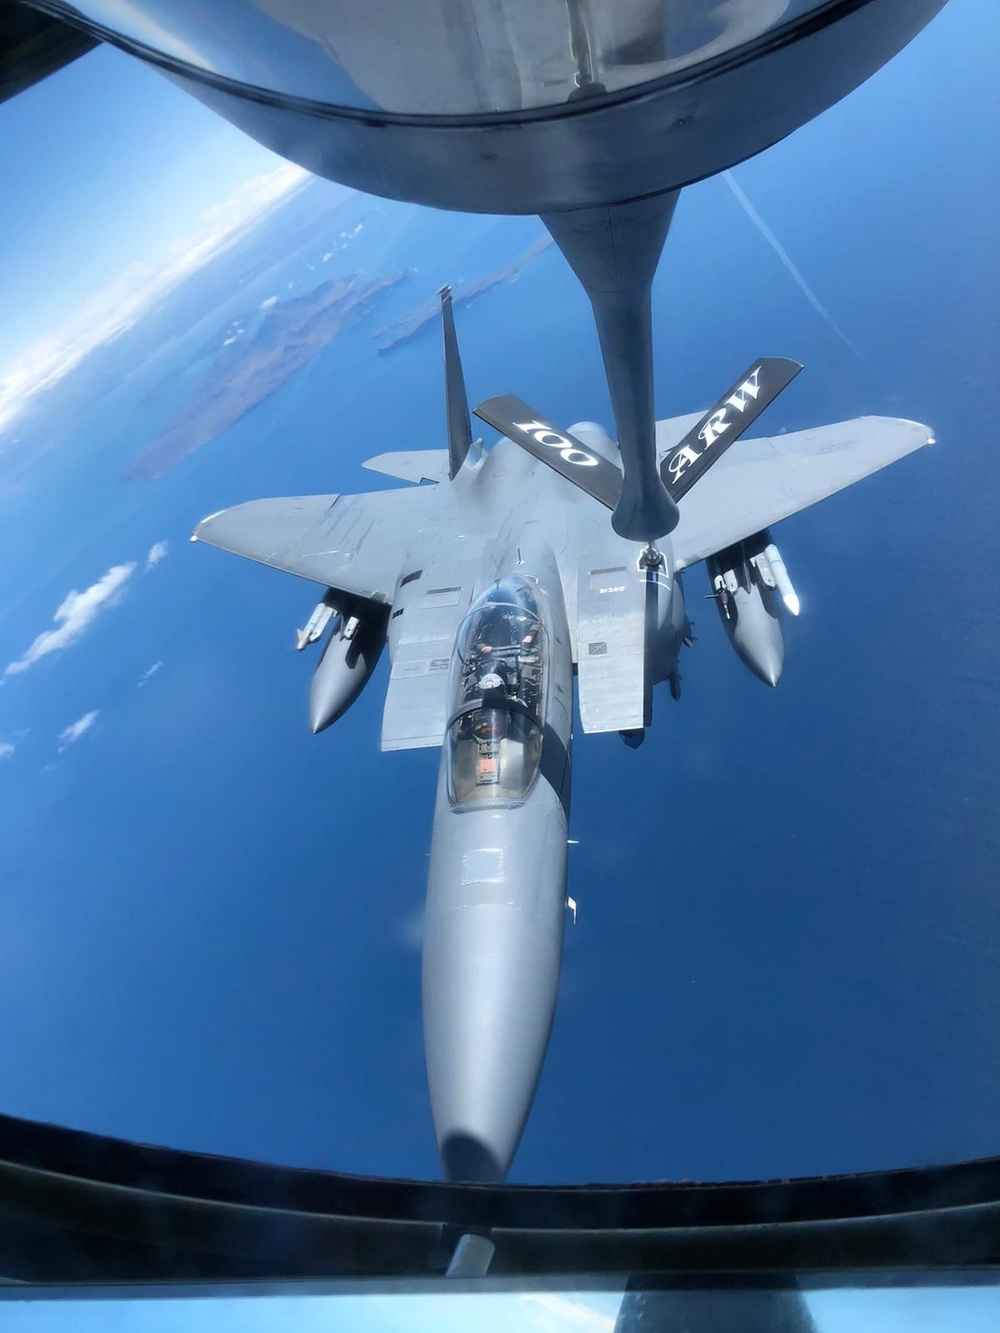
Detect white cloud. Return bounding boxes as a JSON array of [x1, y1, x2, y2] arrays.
[[138, 660, 163, 687], [260, 295, 278, 309], [0, 741, 14, 761], [5, 562, 136, 677], [58, 710, 99, 751], [0, 162, 311, 437], [145, 540, 168, 571]]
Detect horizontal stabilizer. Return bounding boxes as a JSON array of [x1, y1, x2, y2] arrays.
[[363, 450, 450, 484], [661, 358, 802, 502], [475, 394, 623, 510]]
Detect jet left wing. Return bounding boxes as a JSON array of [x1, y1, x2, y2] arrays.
[[192, 489, 430, 602], [671, 416, 935, 570]]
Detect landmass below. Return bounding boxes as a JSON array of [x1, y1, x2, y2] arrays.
[[123, 271, 410, 481], [373, 234, 554, 353]]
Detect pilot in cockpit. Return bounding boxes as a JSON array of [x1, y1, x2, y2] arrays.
[[478, 670, 507, 696]]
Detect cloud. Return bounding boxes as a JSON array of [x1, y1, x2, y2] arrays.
[[0, 742, 14, 761], [722, 169, 867, 366], [145, 540, 168, 571], [138, 660, 163, 687], [0, 162, 312, 437], [260, 295, 278, 309], [58, 710, 99, 751], [5, 562, 136, 677]]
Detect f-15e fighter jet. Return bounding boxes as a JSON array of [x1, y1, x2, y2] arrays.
[[193, 289, 933, 1183]]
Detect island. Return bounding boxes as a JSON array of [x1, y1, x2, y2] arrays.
[[124, 270, 411, 480], [373, 234, 554, 354]]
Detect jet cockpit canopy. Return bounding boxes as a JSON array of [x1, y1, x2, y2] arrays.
[[447, 579, 547, 808]]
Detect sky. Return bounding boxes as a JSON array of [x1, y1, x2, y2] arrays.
[[0, 44, 319, 432], [5, 1285, 1000, 1333], [0, 2, 999, 1328]]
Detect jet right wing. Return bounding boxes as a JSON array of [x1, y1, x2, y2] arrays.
[[193, 488, 432, 602], [671, 416, 935, 570]]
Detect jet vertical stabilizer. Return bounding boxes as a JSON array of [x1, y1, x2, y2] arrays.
[[439, 285, 477, 480]]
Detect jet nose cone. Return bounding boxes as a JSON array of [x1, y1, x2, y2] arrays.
[[423, 792, 569, 1184], [424, 902, 561, 1184]]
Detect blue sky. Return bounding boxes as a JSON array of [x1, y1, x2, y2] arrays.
[[0, 43, 317, 387], [4, 1285, 1000, 1331], [0, 3, 999, 1327]]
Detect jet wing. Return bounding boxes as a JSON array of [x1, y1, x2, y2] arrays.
[[670, 416, 934, 569], [192, 489, 430, 602]]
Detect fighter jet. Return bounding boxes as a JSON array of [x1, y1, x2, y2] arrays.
[[193, 288, 934, 1182]]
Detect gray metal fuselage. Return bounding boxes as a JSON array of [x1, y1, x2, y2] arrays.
[[389, 438, 682, 1182], [424, 542, 573, 1185], [384, 434, 682, 681]]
